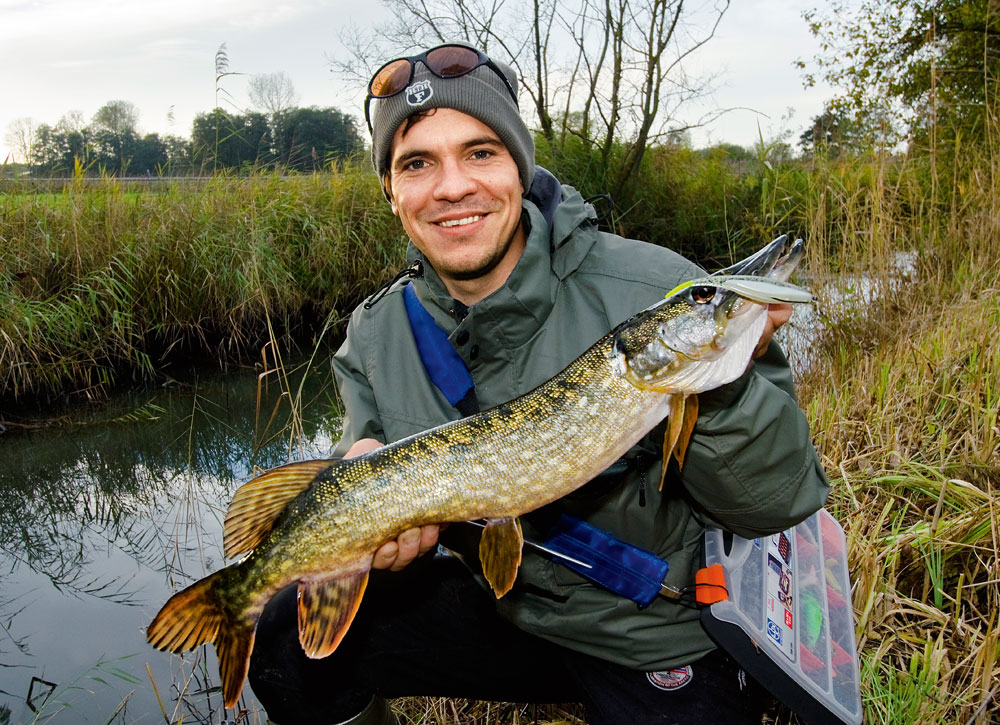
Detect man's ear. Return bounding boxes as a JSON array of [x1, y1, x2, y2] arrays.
[[381, 174, 398, 215]]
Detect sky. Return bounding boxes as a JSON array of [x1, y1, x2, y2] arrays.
[[0, 0, 838, 163]]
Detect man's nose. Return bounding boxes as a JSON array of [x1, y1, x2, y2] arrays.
[[433, 157, 478, 201]]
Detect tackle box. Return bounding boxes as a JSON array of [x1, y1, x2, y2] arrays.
[[701, 509, 863, 724]]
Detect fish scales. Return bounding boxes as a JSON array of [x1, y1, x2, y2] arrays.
[[146, 236, 810, 709], [233, 337, 666, 600]]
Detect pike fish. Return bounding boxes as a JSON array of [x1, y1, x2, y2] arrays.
[[147, 236, 810, 708]]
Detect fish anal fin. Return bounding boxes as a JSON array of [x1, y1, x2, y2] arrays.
[[224, 459, 332, 558], [297, 571, 370, 659], [479, 517, 523, 598], [217, 620, 257, 709], [673, 394, 699, 469]]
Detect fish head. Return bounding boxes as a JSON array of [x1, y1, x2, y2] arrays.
[[611, 236, 806, 394]]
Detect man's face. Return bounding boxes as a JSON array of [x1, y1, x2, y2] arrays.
[[386, 108, 525, 300]]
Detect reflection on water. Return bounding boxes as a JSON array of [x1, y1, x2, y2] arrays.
[[0, 356, 340, 723]]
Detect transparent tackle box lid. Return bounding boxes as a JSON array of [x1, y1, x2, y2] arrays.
[[702, 509, 863, 725]]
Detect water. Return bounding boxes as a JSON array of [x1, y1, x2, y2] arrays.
[[778, 250, 919, 372], [0, 357, 341, 723]]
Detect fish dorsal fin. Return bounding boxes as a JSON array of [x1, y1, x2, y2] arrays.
[[297, 571, 370, 659], [479, 517, 523, 598], [659, 394, 698, 489], [224, 460, 332, 558]]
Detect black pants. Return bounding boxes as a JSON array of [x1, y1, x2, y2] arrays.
[[247, 556, 771, 724]]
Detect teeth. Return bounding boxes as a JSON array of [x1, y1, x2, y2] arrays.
[[438, 215, 481, 228]]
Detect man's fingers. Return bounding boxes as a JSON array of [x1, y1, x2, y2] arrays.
[[372, 539, 400, 570], [372, 525, 441, 571], [392, 527, 422, 571], [754, 303, 793, 358], [417, 524, 440, 556], [768, 303, 793, 328]]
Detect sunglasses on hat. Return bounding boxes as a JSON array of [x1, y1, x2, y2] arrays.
[[364, 44, 518, 133]]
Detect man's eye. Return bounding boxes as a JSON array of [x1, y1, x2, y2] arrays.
[[471, 149, 493, 160], [404, 159, 426, 171]]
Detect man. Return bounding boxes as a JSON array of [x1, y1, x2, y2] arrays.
[[248, 43, 829, 724]]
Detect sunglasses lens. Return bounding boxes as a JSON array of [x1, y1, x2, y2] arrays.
[[425, 46, 481, 77], [370, 59, 412, 97]]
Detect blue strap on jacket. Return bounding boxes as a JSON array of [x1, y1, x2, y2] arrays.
[[402, 283, 479, 417], [542, 514, 669, 607]]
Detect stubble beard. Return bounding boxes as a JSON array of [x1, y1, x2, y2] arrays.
[[439, 217, 524, 282]]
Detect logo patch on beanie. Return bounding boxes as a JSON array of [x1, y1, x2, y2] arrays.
[[405, 80, 433, 106]]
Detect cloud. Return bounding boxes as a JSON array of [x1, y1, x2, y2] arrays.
[[0, 0, 315, 49]]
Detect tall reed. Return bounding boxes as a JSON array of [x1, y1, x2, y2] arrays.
[[0, 161, 402, 402]]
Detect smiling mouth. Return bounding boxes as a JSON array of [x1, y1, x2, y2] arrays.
[[436, 215, 483, 228]]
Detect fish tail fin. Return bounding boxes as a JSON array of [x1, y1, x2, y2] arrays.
[[147, 569, 256, 709]]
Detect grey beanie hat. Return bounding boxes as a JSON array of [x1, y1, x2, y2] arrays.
[[369, 45, 535, 193]]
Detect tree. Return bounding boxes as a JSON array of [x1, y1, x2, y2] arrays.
[[332, 0, 731, 196], [248, 72, 299, 115], [4, 117, 38, 164], [92, 100, 140, 137], [162, 135, 193, 172], [191, 108, 271, 170], [799, 106, 866, 158], [90, 100, 142, 173], [131, 134, 169, 175], [800, 0, 1000, 142], [56, 111, 86, 135], [272, 107, 363, 170]]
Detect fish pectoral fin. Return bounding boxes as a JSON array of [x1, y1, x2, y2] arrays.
[[224, 459, 333, 558], [673, 393, 699, 469], [659, 394, 698, 489], [478, 517, 523, 598], [297, 570, 370, 659]]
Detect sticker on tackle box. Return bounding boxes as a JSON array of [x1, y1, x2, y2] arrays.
[[766, 533, 795, 660]]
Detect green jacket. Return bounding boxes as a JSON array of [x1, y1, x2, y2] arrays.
[[331, 181, 829, 670]]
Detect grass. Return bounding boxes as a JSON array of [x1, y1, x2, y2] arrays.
[[788, 133, 1000, 723], [0, 161, 403, 404]]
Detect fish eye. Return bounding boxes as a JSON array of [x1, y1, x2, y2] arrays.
[[691, 285, 716, 304]]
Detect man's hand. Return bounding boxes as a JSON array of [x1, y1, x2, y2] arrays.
[[754, 303, 792, 359], [344, 437, 442, 571], [372, 524, 442, 571]]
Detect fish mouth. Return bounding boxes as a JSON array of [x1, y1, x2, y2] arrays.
[[713, 234, 790, 278]]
